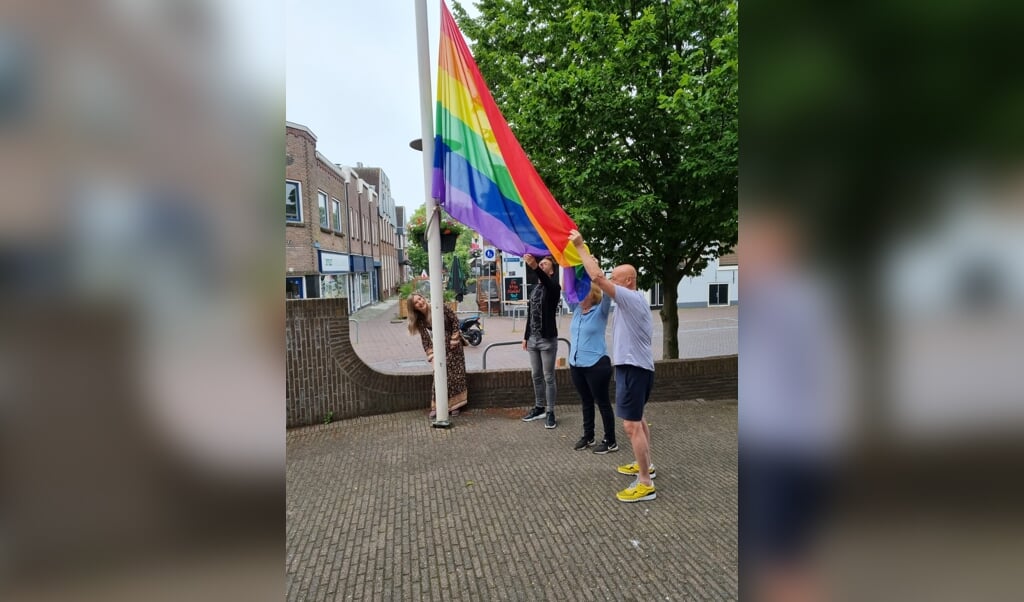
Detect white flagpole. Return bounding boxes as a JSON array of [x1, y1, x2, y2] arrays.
[[415, 0, 450, 426]]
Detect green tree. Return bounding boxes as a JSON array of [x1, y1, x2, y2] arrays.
[[405, 205, 474, 286], [453, 0, 737, 358]]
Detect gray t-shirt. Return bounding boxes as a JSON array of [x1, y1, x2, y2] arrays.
[[611, 285, 654, 371]]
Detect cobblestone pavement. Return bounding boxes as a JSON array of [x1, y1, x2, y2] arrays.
[[350, 295, 737, 374], [286, 399, 737, 601]]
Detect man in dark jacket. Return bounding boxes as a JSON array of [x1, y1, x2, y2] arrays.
[[520, 254, 562, 429]]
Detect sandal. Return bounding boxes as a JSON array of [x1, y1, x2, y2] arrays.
[[450, 409, 460, 417], [428, 410, 436, 418]]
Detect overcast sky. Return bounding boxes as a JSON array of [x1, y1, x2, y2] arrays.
[[286, 0, 479, 219]]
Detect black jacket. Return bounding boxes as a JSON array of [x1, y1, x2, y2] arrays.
[[523, 264, 561, 340]]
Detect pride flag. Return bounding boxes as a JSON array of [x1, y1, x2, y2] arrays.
[[431, 0, 590, 303]]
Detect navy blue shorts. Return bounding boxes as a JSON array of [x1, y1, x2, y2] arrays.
[[739, 453, 833, 567], [614, 364, 654, 421]]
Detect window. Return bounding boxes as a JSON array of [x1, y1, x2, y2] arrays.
[[349, 208, 356, 238], [286, 181, 302, 222], [709, 283, 729, 307], [320, 274, 346, 299], [650, 283, 665, 308], [317, 190, 329, 228], [331, 199, 342, 231], [360, 273, 372, 304], [286, 276, 304, 299]]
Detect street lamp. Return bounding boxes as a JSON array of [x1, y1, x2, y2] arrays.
[[411, 137, 460, 152]]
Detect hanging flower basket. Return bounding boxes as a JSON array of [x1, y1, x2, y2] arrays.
[[407, 212, 465, 254], [419, 232, 459, 253]]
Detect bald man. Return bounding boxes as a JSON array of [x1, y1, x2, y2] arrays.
[[569, 230, 656, 503]]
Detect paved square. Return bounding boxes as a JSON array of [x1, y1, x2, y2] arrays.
[[287, 399, 737, 601], [348, 295, 737, 374]]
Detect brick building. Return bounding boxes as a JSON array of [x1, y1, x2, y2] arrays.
[[395, 205, 411, 282], [350, 164, 399, 297], [286, 121, 400, 312]]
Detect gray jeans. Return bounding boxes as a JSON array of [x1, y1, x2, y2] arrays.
[[527, 334, 558, 411]]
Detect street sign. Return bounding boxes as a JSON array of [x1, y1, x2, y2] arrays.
[[482, 247, 497, 262]]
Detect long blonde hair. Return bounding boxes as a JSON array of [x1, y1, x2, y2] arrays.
[[406, 294, 429, 335]]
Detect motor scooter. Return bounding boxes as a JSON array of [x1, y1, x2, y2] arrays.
[[459, 315, 483, 346]]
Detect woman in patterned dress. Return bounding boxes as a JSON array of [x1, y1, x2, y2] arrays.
[[406, 294, 468, 417]]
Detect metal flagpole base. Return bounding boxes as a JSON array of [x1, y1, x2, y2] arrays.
[[431, 418, 452, 428]]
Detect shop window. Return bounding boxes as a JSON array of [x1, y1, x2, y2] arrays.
[[320, 274, 346, 299], [304, 275, 320, 298]]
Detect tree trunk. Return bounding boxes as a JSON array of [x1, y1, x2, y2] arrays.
[[660, 261, 681, 359]]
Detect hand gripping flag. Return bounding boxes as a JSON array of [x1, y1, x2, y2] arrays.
[[431, 0, 590, 303]]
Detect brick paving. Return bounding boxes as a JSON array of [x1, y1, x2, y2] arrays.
[[350, 294, 738, 374], [286, 295, 738, 600], [286, 399, 737, 601]]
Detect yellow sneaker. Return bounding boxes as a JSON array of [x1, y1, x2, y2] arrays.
[[616, 481, 656, 503], [615, 462, 656, 479]]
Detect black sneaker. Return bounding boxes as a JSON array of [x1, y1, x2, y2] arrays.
[[521, 406, 546, 422], [593, 440, 619, 454], [545, 411, 557, 429], [574, 437, 594, 451]]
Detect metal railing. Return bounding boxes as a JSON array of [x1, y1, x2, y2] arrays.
[[505, 303, 528, 331], [481, 337, 571, 370]]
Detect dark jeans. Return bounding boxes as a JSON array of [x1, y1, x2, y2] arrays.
[[570, 355, 615, 443]]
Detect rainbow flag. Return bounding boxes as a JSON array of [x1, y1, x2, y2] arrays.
[[431, 0, 590, 303]]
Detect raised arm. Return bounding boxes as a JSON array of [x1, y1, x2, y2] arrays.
[[523, 253, 561, 295], [568, 229, 616, 299]]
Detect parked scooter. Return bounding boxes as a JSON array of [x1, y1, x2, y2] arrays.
[[459, 315, 484, 346]]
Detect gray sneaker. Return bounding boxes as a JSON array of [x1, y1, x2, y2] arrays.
[[544, 410, 557, 429], [593, 440, 619, 454]]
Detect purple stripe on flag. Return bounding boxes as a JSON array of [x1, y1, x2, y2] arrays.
[[443, 188, 548, 256], [435, 171, 548, 257]]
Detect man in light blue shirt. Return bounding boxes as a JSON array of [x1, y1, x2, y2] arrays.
[[570, 230, 656, 503]]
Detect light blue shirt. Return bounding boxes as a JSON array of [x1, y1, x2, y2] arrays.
[[610, 285, 654, 371], [568, 294, 612, 367], [739, 272, 851, 456]]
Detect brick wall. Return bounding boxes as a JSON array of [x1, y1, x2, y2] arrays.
[[462, 356, 737, 406], [286, 125, 365, 276], [286, 298, 737, 428], [285, 129, 316, 274]]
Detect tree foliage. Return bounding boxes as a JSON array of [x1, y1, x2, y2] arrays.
[[405, 205, 474, 281], [453, 0, 737, 358]]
